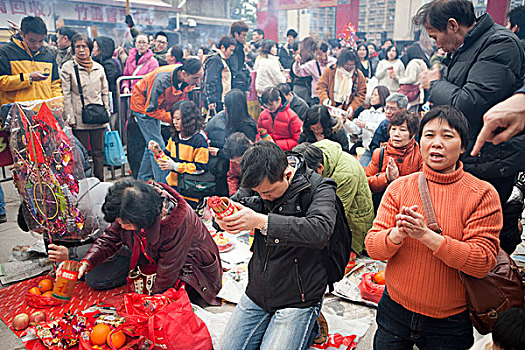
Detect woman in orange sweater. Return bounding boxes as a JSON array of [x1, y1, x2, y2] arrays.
[[365, 111, 422, 212], [365, 105, 502, 349]]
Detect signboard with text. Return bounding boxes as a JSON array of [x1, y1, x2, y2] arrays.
[[275, 0, 338, 10], [55, 2, 170, 27], [0, 0, 55, 31]]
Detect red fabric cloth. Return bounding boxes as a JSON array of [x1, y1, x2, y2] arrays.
[[257, 104, 302, 151], [0, 276, 126, 350]]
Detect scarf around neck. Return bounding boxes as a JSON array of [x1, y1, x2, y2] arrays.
[[333, 66, 354, 104], [74, 56, 93, 73]]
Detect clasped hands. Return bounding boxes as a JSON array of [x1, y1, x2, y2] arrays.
[[388, 205, 433, 245]]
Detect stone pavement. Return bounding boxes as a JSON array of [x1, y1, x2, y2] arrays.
[[0, 168, 378, 350]]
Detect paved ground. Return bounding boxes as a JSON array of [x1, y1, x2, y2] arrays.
[[0, 168, 378, 350]]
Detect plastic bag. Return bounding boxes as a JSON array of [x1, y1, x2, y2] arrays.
[[104, 126, 127, 167], [358, 272, 385, 304], [25, 275, 67, 308], [122, 287, 212, 350]]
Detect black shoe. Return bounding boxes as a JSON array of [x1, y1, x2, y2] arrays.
[[0, 214, 7, 223]]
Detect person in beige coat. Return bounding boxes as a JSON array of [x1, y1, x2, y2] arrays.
[[375, 45, 405, 93], [61, 33, 109, 181]]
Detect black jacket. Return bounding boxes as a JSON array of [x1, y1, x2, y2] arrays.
[[279, 44, 295, 70], [203, 53, 227, 107], [299, 127, 350, 153], [232, 157, 337, 312], [93, 37, 122, 112], [227, 41, 251, 92], [429, 14, 525, 179], [289, 92, 309, 121]]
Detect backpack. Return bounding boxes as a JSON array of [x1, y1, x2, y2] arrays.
[[299, 172, 353, 291]]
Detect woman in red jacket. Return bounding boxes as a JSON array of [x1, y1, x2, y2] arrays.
[[257, 87, 303, 151], [365, 110, 422, 194]]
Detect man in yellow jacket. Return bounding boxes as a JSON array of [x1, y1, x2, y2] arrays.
[[0, 16, 62, 109]]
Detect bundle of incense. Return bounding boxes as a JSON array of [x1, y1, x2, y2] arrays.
[[258, 128, 273, 142], [151, 143, 170, 165], [52, 260, 81, 301], [207, 196, 238, 220]]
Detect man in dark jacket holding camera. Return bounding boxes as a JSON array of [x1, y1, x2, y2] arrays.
[[227, 21, 252, 94], [217, 142, 337, 349]]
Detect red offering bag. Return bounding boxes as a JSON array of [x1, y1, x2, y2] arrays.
[[358, 272, 385, 304], [78, 324, 154, 350], [121, 287, 212, 350], [25, 276, 67, 308]]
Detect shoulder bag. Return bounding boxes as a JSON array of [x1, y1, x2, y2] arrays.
[[418, 172, 524, 334], [73, 64, 110, 125]]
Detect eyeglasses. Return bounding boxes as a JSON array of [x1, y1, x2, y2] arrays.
[[156, 40, 168, 44], [136, 41, 148, 45]]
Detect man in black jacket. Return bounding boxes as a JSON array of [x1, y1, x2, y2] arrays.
[[217, 141, 337, 349], [414, 0, 525, 253], [227, 21, 252, 94], [203, 35, 236, 112]]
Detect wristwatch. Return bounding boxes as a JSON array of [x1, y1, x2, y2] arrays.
[[259, 221, 268, 236], [28, 74, 33, 84]]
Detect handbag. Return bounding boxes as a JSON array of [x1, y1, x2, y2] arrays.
[[178, 172, 216, 199], [73, 64, 110, 125], [418, 172, 524, 334], [104, 125, 127, 167], [398, 84, 420, 103]]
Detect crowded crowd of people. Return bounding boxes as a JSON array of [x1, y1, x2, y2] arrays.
[[1, 0, 525, 349]]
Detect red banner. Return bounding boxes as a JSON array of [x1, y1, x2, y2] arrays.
[[275, 0, 338, 10]]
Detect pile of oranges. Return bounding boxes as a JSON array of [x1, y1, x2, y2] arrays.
[[28, 278, 54, 297], [90, 324, 126, 349]]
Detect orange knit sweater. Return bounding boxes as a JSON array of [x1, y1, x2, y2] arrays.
[[365, 162, 502, 318]]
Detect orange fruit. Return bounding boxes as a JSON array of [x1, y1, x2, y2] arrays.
[[373, 270, 386, 285], [29, 287, 41, 296], [42, 291, 54, 298], [90, 324, 111, 346], [107, 330, 126, 349], [38, 279, 53, 292]]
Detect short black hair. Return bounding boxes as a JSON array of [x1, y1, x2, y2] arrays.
[[260, 39, 277, 55], [240, 141, 288, 188], [367, 42, 378, 51], [412, 0, 476, 32], [382, 38, 393, 46], [286, 29, 298, 38], [223, 132, 252, 159], [56, 27, 76, 41], [337, 48, 359, 67], [384, 45, 398, 59], [356, 43, 369, 59], [418, 105, 469, 148], [507, 5, 525, 39], [231, 21, 249, 36], [181, 58, 202, 75], [276, 83, 291, 96], [314, 40, 329, 53], [218, 35, 237, 50], [21, 16, 47, 35], [261, 86, 283, 105], [389, 110, 420, 138], [253, 28, 265, 37], [492, 307, 525, 350], [71, 33, 94, 55], [293, 143, 324, 171], [169, 45, 183, 63], [102, 179, 163, 229], [328, 39, 342, 50], [155, 31, 168, 40]]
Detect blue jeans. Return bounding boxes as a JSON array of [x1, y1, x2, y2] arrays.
[[220, 294, 321, 350], [134, 111, 169, 183], [0, 184, 5, 216], [374, 289, 474, 350]]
